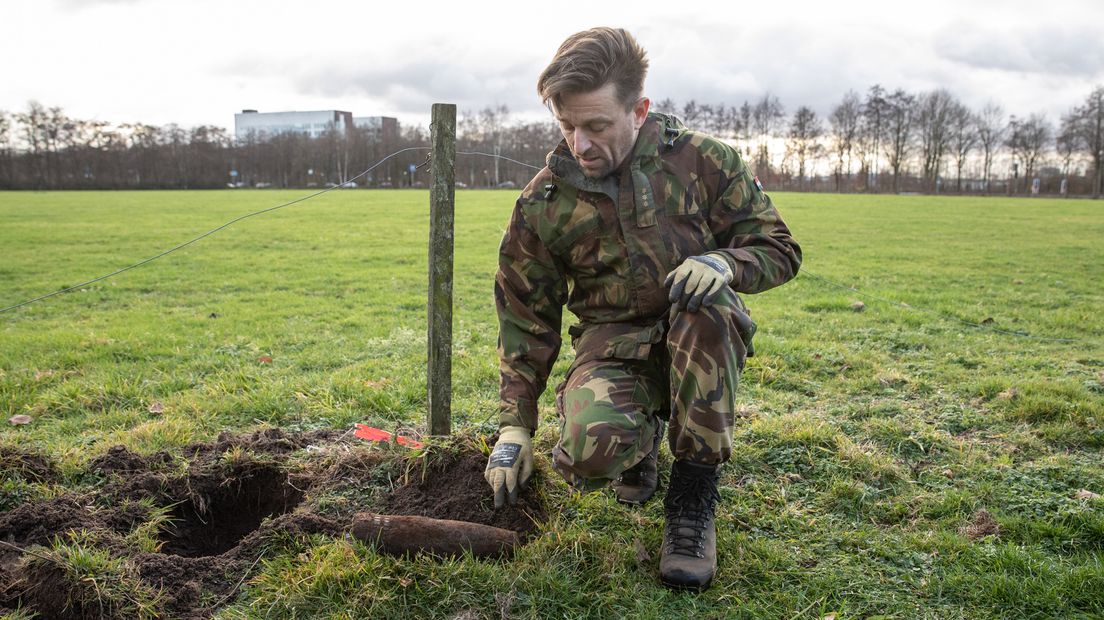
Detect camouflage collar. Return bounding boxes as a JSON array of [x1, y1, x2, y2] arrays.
[[545, 112, 683, 201]]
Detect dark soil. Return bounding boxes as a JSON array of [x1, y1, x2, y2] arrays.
[[89, 444, 173, 474], [158, 462, 306, 557], [0, 430, 547, 619], [0, 445, 58, 483], [386, 448, 546, 537]]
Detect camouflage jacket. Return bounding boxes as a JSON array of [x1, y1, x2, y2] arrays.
[[495, 112, 801, 431]]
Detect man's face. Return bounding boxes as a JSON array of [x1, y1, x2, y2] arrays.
[[552, 82, 650, 179]]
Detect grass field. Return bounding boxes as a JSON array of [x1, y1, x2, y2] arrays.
[[1, 189, 1102, 619]]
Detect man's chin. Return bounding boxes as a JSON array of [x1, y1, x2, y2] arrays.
[[580, 163, 611, 179]]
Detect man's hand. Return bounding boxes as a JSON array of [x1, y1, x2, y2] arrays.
[[664, 253, 734, 312], [484, 426, 534, 509]]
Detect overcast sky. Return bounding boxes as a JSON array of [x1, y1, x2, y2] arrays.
[[4, 0, 1103, 132]]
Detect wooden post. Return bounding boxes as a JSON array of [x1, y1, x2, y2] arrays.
[[427, 103, 456, 436]]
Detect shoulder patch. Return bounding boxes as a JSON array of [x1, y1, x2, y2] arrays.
[[753, 176, 765, 192], [543, 184, 558, 201]]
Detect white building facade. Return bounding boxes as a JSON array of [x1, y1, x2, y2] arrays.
[[234, 109, 354, 139]]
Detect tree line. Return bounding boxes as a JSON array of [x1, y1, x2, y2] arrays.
[[1, 84, 1101, 197]]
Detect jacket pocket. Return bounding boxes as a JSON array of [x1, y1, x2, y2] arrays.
[[568, 320, 666, 368]]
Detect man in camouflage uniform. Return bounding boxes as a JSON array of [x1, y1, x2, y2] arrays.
[[484, 27, 801, 590]]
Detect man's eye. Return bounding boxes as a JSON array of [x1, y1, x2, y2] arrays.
[[591, 124, 608, 132]]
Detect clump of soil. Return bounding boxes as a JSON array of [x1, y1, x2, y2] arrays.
[[90, 444, 173, 474], [0, 445, 58, 483], [386, 448, 546, 537]]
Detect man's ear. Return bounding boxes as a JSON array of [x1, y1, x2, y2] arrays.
[[632, 97, 651, 129]]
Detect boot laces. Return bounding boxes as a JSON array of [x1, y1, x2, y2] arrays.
[[665, 474, 720, 558]]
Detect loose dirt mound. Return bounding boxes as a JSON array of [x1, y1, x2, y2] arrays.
[[89, 444, 173, 474], [386, 448, 545, 537], [0, 430, 547, 619]]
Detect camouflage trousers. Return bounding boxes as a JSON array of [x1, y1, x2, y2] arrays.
[[551, 288, 753, 491]]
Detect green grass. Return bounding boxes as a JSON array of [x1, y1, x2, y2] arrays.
[[1, 190, 1103, 618]]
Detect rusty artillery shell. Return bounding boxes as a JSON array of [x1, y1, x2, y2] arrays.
[[350, 512, 519, 558]]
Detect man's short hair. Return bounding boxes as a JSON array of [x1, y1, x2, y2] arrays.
[[537, 27, 649, 110]]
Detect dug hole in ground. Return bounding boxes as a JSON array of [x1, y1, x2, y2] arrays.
[[0, 428, 546, 619]]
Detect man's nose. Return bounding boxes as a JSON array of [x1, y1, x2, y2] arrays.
[[573, 131, 591, 155]]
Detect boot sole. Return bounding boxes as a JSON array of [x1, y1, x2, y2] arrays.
[[659, 574, 713, 592], [613, 486, 658, 506]]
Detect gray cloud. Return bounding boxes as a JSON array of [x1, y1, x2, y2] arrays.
[[223, 44, 547, 119], [212, 14, 1102, 130], [936, 22, 1104, 76]]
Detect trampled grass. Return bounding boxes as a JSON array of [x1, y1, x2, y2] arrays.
[[1, 189, 1102, 618]]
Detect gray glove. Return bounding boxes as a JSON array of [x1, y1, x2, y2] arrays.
[[664, 253, 734, 312], [484, 426, 534, 508]]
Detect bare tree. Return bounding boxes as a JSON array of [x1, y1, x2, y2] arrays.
[[857, 85, 888, 191], [697, 103, 717, 134], [948, 102, 978, 192], [883, 89, 915, 194], [15, 101, 49, 187], [1007, 114, 1050, 193], [653, 98, 677, 115], [751, 93, 785, 178], [786, 106, 824, 189], [721, 105, 742, 141], [681, 100, 703, 129], [916, 89, 955, 191], [737, 101, 753, 158], [1056, 114, 1079, 193], [0, 111, 11, 187], [975, 103, 1005, 194], [1065, 86, 1104, 198], [829, 91, 860, 192]]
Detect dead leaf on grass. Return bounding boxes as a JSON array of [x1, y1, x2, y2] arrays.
[[850, 301, 865, 312], [33, 369, 55, 381], [996, 388, 1018, 400], [257, 355, 273, 364], [960, 509, 1000, 540], [8, 415, 32, 425], [633, 538, 651, 565], [147, 402, 165, 414], [1075, 489, 1101, 500], [364, 378, 391, 389]]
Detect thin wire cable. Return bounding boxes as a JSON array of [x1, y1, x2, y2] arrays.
[[799, 269, 1085, 343], [0, 147, 430, 314], [458, 150, 544, 171]]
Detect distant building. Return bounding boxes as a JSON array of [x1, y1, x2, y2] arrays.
[[234, 109, 354, 139], [354, 115, 400, 142]]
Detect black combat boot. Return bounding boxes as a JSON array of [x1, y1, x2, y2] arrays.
[[659, 460, 721, 591], [612, 421, 664, 505]]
